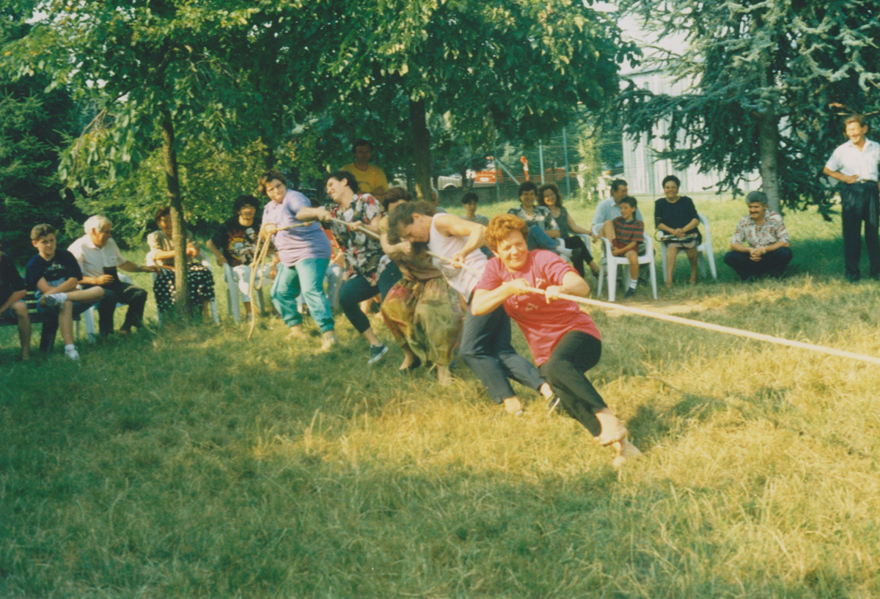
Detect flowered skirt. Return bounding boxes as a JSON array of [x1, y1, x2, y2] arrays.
[[154, 265, 216, 314], [381, 276, 463, 367]]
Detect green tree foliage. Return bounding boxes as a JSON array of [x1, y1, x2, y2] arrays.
[[6, 0, 268, 314], [0, 8, 79, 258], [619, 0, 880, 214], [317, 0, 635, 200]]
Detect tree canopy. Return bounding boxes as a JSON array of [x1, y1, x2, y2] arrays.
[[619, 0, 880, 214]]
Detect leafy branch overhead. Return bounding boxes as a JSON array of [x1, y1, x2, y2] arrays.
[[618, 0, 880, 215]]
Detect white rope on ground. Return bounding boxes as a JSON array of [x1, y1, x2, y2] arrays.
[[522, 286, 880, 367]]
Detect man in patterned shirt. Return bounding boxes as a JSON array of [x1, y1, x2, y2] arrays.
[[723, 191, 792, 281]]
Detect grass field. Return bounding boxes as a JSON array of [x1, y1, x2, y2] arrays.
[[2, 198, 880, 597]]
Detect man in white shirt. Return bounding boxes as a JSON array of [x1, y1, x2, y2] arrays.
[[591, 179, 644, 236], [68, 215, 158, 336], [823, 114, 880, 282]]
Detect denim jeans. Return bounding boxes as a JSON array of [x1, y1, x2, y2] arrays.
[[271, 259, 334, 333], [460, 303, 545, 403]]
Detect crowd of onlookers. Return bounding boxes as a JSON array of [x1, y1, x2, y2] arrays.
[[0, 170, 792, 366], [5, 113, 880, 369]]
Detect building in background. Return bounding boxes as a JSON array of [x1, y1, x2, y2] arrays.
[[620, 66, 757, 199]]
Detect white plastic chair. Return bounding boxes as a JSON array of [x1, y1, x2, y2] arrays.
[[223, 263, 271, 323], [597, 235, 658, 302], [83, 273, 133, 342], [659, 213, 718, 281], [152, 260, 220, 325]]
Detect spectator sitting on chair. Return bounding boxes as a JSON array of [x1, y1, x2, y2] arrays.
[[655, 175, 702, 287], [461, 192, 489, 226], [508, 181, 560, 252], [600, 196, 644, 298], [723, 191, 792, 281], [68, 215, 158, 337], [146, 207, 216, 321], [591, 179, 644, 236], [0, 237, 31, 361], [539, 182, 601, 277], [207, 195, 268, 319], [26, 224, 104, 360]]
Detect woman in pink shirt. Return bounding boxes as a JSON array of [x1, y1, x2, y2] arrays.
[[472, 214, 641, 467]]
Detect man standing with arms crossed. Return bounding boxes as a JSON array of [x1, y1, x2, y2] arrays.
[[823, 114, 880, 282]]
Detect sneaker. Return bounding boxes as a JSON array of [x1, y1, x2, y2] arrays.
[[320, 331, 337, 352], [43, 292, 68, 309], [624, 288, 636, 298], [64, 346, 80, 361], [368, 343, 389, 365]]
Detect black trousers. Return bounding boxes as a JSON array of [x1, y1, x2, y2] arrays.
[[560, 235, 593, 276], [339, 274, 379, 334], [723, 247, 793, 281], [841, 182, 880, 279], [538, 330, 607, 437], [87, 281, 148, 334]]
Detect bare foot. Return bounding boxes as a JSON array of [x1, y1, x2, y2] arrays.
[[398, 356, 421, 371], [612, 439, 643, 468], [437, 365, 452, 386], [594, 410, 628, 446], [689, 274, 698, 284], [288, 325, 305, 338], [539, 383, 555, 402], [665, 279, 673, 288], [595, 425, 628, 447], [503, 396, 523, 416]]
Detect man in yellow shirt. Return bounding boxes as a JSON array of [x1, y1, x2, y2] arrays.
[[341, 139, 388, 202]]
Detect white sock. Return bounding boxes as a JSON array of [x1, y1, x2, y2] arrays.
[[629, 280, 638, 290], [64, 344, 76, 351]]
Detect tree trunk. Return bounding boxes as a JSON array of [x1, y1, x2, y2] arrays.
[[757, 110, 781, 213], [409, 98, 432, 202], [160, 109, 190, 318]]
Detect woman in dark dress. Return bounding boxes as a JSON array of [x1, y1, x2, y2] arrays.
[[654, 175, 701, 287]]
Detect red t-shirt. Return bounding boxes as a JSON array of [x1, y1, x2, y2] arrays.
[[475, 250, 601, 366]]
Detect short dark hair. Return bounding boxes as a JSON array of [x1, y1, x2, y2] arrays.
[[382, 186, 412, 212], [233, 195, 260, 215], [462, 192, 479, 204], [662, 175, 681, 188], [388, 200, 435, 234], [31, 223, 56, 241], [153, 206, 171, 223], [353, 139, 372, 152], [745, 191, 768, 206], [258, 170, 287, 196], [610, 179, 628, 192], [619, 196, 638, 209], [328, 170, 360, 194], [518, 181, 538, 197], [537, 183, 562, 207], [844, 114, 867, 128]]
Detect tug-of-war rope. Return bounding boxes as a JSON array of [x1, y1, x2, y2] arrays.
[[247, 222, 310, 340], [253, 217, 880, 367]]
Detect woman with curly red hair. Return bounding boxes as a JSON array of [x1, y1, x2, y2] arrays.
[[471, 214, 641, 467]]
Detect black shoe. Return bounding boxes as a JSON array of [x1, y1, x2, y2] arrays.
[[846, 273, 860, 283], [368, 344, 389, 365], [624, 288, 636, 298]]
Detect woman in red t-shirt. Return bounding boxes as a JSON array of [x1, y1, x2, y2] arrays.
[[472, 214, 641, 467]]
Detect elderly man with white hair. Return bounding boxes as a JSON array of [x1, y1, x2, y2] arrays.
[[68, 215, 158, 336]]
